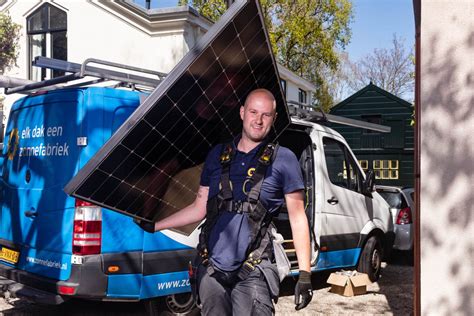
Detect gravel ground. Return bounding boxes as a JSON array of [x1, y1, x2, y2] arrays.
[[0, 258, 413, 315]]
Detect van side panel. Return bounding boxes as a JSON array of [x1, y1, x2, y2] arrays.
[[1, 90, 86, 280]]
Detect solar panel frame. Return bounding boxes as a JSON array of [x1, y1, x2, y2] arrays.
[[64, 0, 291, 223]]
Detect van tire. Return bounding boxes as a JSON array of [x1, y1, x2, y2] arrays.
[[357, 236, 382, 282], [144, 293, 199, 316]]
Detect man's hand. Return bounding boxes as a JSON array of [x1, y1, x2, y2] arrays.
[[133, 218, 155, 233], [294, 270, 313, 310]]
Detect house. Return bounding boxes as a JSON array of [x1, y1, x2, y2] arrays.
[[329, 82, 414, 187], [0, 0, 315, 142]]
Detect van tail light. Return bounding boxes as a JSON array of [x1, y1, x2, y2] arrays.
[[73, 199, 102, 255], [396, 207, 413, 225], [58, 285, 77, 295]]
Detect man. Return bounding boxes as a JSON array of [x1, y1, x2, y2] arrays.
[[137, 89, 313, 315]]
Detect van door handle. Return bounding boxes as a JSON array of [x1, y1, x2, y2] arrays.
[[24, 210, 38, 218], [327, 196, 339, 205]]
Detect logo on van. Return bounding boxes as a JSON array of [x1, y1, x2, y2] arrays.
[[7, 128, 19, 161]]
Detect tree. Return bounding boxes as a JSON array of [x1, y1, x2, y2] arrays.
[[0, 12, 21, 74], [188, 0, 353, 110], [345, 34, 414, 100]]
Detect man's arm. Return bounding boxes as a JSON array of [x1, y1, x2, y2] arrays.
[[286, 189, 313, 310], [150, 186, 209, 232], [285, 190, 311, 272]]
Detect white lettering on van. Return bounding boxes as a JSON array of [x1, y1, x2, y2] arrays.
[[32, 125, 45, 138], [16, 125, 69, 158], [26, 256, 68, 270], [19, 142, 69, 157], [46, 126, 62, 137], [21, 125, 63, 139], [21, 127, 31, 139]]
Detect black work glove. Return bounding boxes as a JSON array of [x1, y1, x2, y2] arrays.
[[133, 218, 155, 233], [294, 270, 313, 310]]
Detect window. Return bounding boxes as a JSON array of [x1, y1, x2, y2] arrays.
[[361, 115, 382, 134], [27, 4, 67, 81], [298, 88, 307, 104], [373, 159, 399, 179], [323, 137, 363, 193], [280, 79, 287, 97], [132, 0, 179, 9], [359, 160, 369, 171]]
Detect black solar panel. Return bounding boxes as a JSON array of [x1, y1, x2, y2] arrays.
[[64, 0, 290, 224]]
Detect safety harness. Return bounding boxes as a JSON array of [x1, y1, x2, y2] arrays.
[[197, 141, 280, 280]]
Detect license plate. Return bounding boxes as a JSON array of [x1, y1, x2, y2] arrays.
[[0, 247, 20, 264]]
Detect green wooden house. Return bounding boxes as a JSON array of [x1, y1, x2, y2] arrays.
[[329, 83, 414, 187]]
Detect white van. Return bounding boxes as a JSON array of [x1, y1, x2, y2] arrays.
[[274, 117, 394, 282]]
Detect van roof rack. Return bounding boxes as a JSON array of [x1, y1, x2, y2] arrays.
[[4, 57, 166, 95], [287, 101, 391, 133]]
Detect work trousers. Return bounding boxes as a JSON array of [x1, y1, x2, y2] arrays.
[[197, 264, 275, 316]]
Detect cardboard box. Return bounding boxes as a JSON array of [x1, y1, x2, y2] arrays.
[[326, 271, 372, 297]]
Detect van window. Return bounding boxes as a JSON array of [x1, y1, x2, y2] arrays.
[[323, 137, 363, 193]]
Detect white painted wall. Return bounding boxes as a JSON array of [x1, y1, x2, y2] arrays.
[[278, 64, 315, 106], [420, 1, 473, 314]]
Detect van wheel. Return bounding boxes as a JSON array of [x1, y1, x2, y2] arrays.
[[357, 236, 382, 282], [144, 293, 199, 316]]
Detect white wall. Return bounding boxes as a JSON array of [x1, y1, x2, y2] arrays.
[[420, 1, 473, 314], [278, 64, 315, 106]]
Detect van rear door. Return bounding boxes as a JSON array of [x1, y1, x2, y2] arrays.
[[1, 89, 84, 281]]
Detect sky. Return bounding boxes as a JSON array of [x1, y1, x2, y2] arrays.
[[346, 0, 415, 60]]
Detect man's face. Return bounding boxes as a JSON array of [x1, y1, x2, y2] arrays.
[[240, 92, 276, 143]]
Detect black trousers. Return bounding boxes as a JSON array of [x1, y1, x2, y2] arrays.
[[197, 264, 276, 316]]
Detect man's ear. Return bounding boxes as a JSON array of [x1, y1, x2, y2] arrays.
[[273, 111, 278, 124], [240, 106, 245, 120]]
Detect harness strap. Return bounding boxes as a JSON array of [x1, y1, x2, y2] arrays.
[[219, 143, 234, 201], [248, 143, 279, 203], [198, 141, 280, 279]]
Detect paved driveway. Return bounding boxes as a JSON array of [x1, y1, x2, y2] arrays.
[[0, 259, 413, 315]]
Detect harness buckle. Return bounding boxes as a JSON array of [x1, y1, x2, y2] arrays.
[[220, 144, 234, 164], [258, 143, 275, 165], [200, 248, 209, 265], [233, 200, 244, 213]]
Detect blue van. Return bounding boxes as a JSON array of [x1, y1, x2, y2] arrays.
[[0, 87, 198, 314]]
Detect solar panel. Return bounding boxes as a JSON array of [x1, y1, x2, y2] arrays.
[[64, 0, 290, 226]]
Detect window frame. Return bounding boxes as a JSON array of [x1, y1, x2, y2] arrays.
[[298, 88, 307, 104], [26, 3, 67, 81], [373, 159, 400, 180], [323, 136, 364, 194]]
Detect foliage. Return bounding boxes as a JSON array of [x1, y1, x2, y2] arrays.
[[345, 34, 414, 100], [0, 12, 21, 75], [182, 0, 227, 20], [189, 0, 353, 110]]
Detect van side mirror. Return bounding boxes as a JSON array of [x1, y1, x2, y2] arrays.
[[363, 169, 376, 196]]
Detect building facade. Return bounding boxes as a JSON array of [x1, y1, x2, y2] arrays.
[[329, 83, 414, 187]]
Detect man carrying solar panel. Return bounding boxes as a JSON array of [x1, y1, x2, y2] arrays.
[[136, 88, 313, 315]]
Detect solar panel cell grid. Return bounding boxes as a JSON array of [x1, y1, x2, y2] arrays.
[[65, 0, 290, 227]]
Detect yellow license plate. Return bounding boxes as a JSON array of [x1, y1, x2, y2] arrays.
[[0, 247, 20, 264]]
